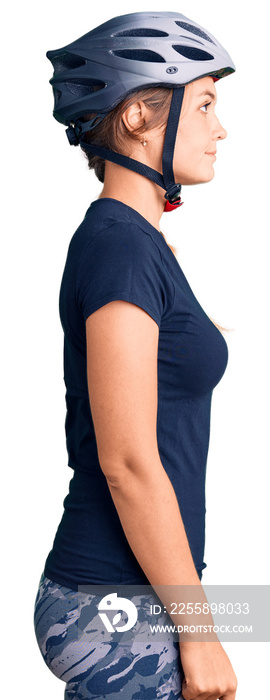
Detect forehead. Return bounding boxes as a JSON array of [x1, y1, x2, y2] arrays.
[[182, 76, 217, 113], [190, 75, 217, 99]]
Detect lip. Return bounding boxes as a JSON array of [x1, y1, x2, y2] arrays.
[[205, 152, 217, 158]]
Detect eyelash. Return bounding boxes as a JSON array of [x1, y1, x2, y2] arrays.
[[200, 101, 211, 114]]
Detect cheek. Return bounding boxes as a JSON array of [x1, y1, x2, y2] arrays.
[[174, 130, 204, 171], [176, 118, 207, 158], [172, 118, 214, 184]]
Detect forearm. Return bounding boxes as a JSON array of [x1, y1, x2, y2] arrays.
[[104, 458, 216, 634]]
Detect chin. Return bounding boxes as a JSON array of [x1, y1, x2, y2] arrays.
[[176, 168, 215, 186], [198, 169, 215, 184]]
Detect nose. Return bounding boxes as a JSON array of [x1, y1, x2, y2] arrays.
[[214, 115, 227, 141]]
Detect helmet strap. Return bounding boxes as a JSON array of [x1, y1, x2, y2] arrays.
[[162, 86, 184, 211], [67, 86, 185, 212]]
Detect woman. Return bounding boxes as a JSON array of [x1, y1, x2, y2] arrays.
[[34, 11, 238, 700]]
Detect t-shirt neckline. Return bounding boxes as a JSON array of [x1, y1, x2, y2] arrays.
[[89, 197, 164, 240]]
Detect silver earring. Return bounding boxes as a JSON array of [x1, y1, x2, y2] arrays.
[[141, 139, 147, 146]]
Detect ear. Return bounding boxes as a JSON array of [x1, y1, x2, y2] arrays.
[[121, 101, 146, 134]]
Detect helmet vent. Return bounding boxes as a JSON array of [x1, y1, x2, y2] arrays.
[[172, 45, 214, 61], [53, 87, 62, 103], [65, 79, 106, 97], [112, 49, 165, 62], [175, 21, 216, 46], [114, 28, 168, 37], [49, 52, 86, 73]]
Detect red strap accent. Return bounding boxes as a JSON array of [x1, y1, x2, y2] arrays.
[[164, 198, 184, 212]]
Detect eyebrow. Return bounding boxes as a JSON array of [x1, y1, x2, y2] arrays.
[[197, 90, 217, 102]]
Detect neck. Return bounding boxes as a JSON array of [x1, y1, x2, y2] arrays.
[[97, 160, 166, 233]]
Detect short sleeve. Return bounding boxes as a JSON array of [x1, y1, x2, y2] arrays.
[[76, 223, 167, 327]]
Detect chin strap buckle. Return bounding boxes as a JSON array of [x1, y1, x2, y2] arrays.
[[164, 198, 183, 212], [164, 183, 182, 203], [65, 124, 82, 146], [164, 183, 183, 212]]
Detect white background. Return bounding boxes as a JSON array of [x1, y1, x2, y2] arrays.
[[2, 0, 269, 698]]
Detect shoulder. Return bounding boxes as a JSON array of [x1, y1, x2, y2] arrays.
[[75, 219, 169, 284], [82, 218, 164, 258], [75, 218, 174, 326]]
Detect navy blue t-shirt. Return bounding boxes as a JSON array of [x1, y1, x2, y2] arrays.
[[44, 197, 228, 589]]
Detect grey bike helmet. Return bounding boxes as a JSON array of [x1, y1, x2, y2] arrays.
[[46, 11, 235, 212]]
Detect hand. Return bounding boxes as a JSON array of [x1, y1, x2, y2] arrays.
[[179, 639, 237, 700]]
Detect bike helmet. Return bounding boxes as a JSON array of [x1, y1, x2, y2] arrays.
[[46, 11, 235, 212]]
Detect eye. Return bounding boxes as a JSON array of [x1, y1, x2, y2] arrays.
[[200, 101, 211, 113]]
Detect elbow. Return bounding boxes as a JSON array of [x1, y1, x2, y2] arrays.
[[104, 472, 126, 490], [98, 454, 130, 489], [97, 436, 162, 489], [99, 449, 162, 491]]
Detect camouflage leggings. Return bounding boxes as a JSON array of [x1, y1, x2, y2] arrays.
[[34, 573, 185, 700]]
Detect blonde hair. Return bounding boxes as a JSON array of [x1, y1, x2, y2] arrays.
[[80, 87, 230, 334]]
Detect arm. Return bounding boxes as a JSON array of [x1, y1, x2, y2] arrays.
[[86, 299, 237, 699], [86, 300, 200, 583], [86, 300, 206, 607]]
